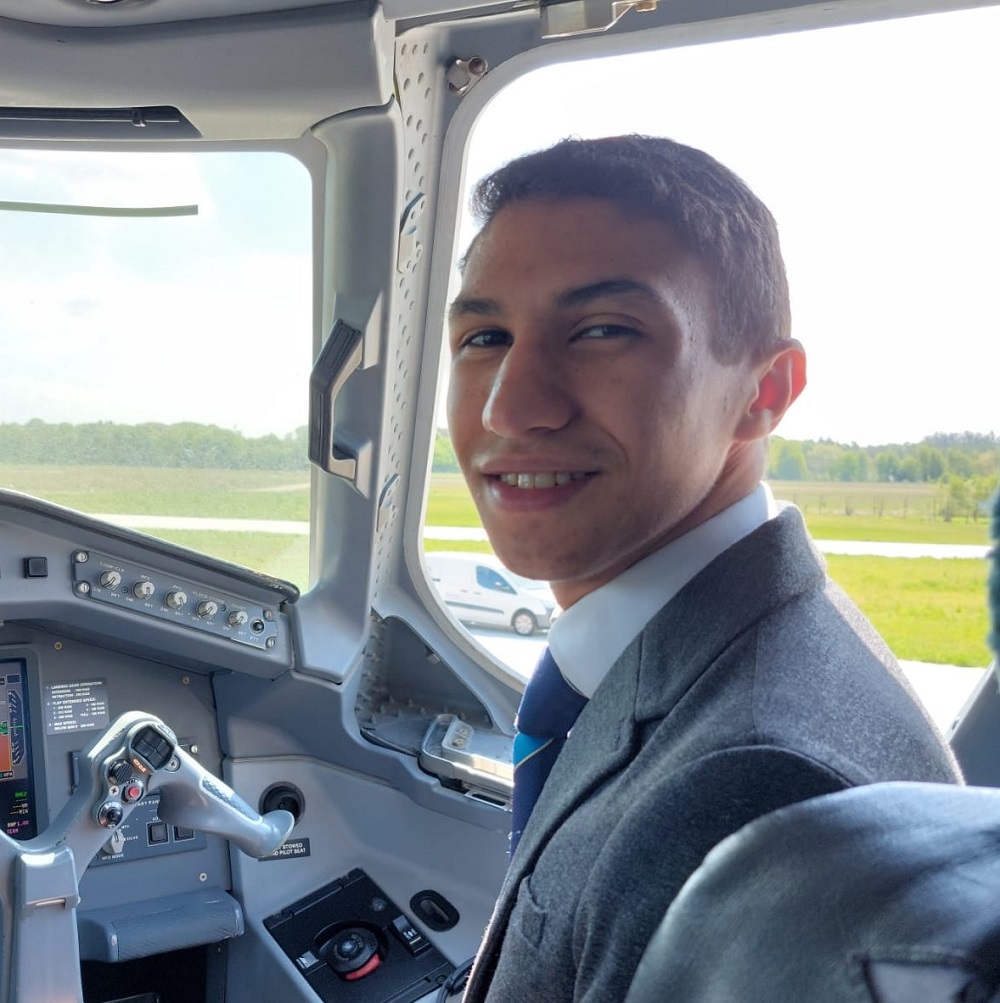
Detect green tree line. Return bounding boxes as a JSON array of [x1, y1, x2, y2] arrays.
[[0, 419, 310, 470], [768, 432, 999, 522], [3, 423, 996, 518], [768, 432, 999, 485]]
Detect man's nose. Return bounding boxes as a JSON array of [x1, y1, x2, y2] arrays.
[[482, 342, 576, 437]]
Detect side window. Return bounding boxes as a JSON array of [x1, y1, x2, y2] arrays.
[[476, 567, 515, 595], [428, 5, 998, 707]]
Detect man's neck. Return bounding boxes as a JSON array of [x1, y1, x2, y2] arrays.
[[549, 484, 777, 699], [550, 469, 766, 610]]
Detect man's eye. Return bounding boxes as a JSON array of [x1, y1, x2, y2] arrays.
[[463, 328, 510, 348], [574, 324, 638, 340]]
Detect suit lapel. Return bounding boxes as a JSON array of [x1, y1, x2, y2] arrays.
[[467, 508, 824, 999], [633, 506, 824, 722]]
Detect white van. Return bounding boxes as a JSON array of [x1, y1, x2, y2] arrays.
[[426, 552, 557, 636]]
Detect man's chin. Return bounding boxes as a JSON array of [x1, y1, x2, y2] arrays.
[[488, 543, 557, 582]]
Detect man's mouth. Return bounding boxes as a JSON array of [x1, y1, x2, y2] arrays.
[[494, 472, 591, 489]]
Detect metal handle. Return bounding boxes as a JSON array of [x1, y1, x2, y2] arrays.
[[308, 318, 364, 483]]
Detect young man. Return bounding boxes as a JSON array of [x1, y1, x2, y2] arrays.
[[446, 135, 960, 1002]]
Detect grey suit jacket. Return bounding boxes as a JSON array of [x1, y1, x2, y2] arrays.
[[463, 507, 961, 1003]]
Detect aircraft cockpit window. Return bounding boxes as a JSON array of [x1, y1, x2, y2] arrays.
[[0, 150, 312, 586], [427, 4, 999, 712]]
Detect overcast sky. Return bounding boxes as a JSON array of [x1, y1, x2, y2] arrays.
[[1, 5, 997, 448]]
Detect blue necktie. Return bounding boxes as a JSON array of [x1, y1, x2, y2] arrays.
[[510, 647, 588, 856]]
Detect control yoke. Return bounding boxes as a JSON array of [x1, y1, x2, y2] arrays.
[[0, 711, 294, 1003]]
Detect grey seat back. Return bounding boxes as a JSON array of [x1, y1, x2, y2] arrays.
[[624, 781, 1000, 1003]]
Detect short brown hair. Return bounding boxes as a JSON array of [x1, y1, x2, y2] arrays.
[[467, 135, 790, 364]]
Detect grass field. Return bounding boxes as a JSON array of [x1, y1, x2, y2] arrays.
[[0, 465, 311, 520], [147, 530, 311, 590], [825, 555, 990, 667], [1, 464, 312, 587], [770, 480, 992, 545], [3, 466, 988, 544], [1, 464, 994, 666]]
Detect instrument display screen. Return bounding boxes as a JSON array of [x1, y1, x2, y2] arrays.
[[0, 659, 38, 840]]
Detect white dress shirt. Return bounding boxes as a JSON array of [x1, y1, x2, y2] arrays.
[[549, 484, 779, 699]]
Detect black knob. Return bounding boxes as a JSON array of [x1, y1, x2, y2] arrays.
[[99, 802, 125, 828], [318, 926, 379, 975], [334, 934, 364, 960]]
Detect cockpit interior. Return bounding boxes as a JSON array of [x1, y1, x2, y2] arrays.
[[0, 1, 997, 1001]]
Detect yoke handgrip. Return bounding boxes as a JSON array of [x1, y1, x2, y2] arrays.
[[152, 746, 294, 859]]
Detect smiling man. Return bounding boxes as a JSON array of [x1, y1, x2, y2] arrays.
[[448, 136, 960, 1003]]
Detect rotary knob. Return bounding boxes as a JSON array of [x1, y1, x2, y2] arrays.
[[99, 570, 122, 589], [196, 600, 219, 619], [227, 610, 249, 628], [319, 927, 380, 976], [165, 590, 187, 609], [98, 801, 125, 829], [133, 580, 155, 600], [108, 759, 132, 786]]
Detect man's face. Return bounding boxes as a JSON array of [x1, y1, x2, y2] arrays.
[[447, 198, 768, 608]]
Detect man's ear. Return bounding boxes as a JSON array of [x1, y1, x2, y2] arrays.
[[735, 339, 807, 442]]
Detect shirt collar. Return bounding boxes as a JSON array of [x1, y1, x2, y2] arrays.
[[549, 484, 778, 699]]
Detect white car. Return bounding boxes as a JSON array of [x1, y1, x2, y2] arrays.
[[426, 552, 556, 635]]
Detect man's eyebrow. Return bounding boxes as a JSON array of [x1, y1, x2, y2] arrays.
[[556, 278, 659, 309], [448, 279, 659, 321], [448, 296, 500, 321]]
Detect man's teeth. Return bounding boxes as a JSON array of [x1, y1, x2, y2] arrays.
[[499, 472, 584, 489]]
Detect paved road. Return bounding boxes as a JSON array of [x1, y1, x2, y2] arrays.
[[91, 513, 310, 535], [813, 540, 990, 559], [425, 527, 990, 560]]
